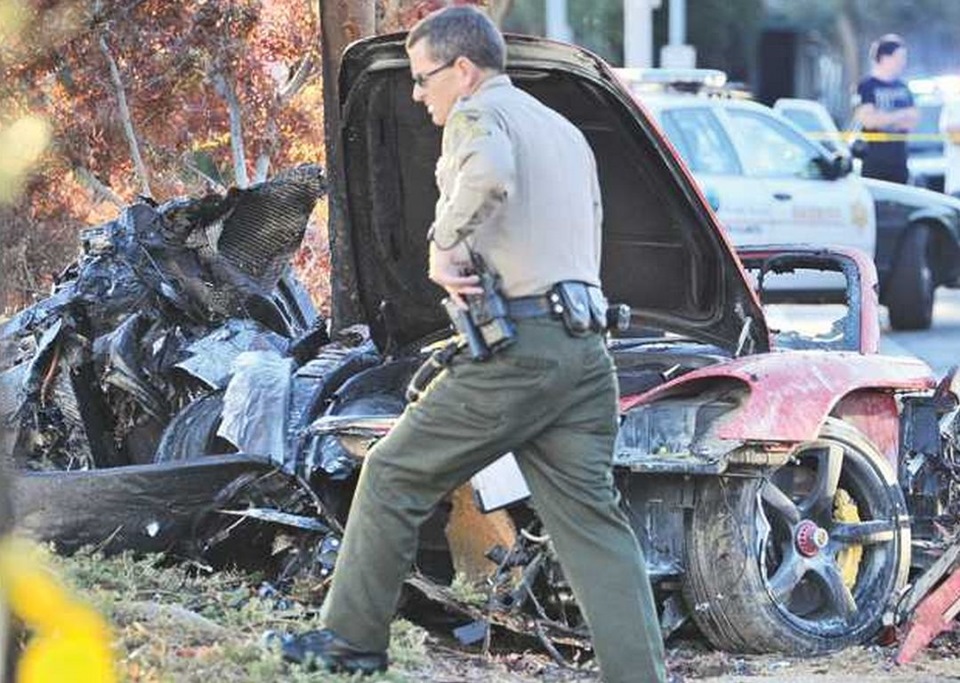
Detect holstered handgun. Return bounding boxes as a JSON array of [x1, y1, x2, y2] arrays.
[[442, 297, 491, 360], [442, 251, 516, 361]]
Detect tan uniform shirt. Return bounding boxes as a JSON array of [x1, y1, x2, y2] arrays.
[[431, 74, 603, 297]]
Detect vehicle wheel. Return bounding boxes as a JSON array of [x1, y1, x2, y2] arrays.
[[887, 225, 934, 330], [155, 392, 236, 462], [682, 418, 909, 654]]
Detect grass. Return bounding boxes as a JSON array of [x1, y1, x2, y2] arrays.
[[9, 545, 601, 682], [35, 547, 428, 683], [446, 573, 489, 607], [13, 542, 950, 682]]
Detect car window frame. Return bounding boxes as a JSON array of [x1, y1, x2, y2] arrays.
[[910, 97, 944, 155], [775, 106, 844, 155], [659, 106, 743, 176]]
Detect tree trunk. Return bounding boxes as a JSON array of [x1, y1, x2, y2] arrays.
[[213, 71, 249, 188], [254, 50, 320, 184], [252, 119, 276, 185], [99, 34, 151, 198], [319, 0, 375, 329]]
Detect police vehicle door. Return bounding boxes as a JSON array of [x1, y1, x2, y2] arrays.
[[720, 107, 875, 257]]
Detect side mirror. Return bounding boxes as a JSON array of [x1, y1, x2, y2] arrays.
[[832, 153, 853, 177], [850, 138, 867, 159], [812, 153, 852, 180]]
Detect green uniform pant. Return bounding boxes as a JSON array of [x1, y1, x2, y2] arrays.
[[320, 318, 666, 683]]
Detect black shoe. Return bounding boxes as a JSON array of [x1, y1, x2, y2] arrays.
[[280, 628, 388, 675]]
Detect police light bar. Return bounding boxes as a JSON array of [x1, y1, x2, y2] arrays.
[[614, 67, 728, 95]]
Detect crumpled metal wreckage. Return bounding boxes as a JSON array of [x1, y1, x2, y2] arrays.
[[1, 165, 355, 567]]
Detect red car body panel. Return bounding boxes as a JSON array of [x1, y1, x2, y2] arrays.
[[833, 391, 902, 468], [621, 351, 935, 445]]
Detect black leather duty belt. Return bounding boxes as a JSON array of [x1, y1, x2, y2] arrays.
[[506, 295, 557, 319]]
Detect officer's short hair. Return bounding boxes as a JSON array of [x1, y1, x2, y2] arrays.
[[870, 34, 906, 63], [406, 6, 506, 72]]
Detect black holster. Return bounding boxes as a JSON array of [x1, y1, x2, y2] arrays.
[[442, 253, 516, 361]]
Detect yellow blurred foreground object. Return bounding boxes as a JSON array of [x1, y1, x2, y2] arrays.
[[0, 536, 116, 683], [0, 115, 51, 204]]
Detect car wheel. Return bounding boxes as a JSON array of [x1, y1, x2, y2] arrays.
[[154, 392, 236, 462], [682, 418, 909, 654], [887, 225, 934, 331]]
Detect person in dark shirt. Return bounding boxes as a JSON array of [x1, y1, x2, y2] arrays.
[[854, 34, 920, 184]]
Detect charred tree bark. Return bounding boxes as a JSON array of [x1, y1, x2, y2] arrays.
[[99, 34, 152, 198], [320, 0, 375, 329]]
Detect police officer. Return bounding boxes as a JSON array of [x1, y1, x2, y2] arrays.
[[283, 7, 666, 682]]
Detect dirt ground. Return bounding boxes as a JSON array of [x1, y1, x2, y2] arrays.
[[407, 634, 960, 683], [668, 638, 960, 682]]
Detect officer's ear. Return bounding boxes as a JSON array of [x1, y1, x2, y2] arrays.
[[453, 55, 474, 76], [455, 56, 488, 92]]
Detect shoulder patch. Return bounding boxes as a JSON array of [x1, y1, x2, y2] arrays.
[[446, 109, 491, 144]]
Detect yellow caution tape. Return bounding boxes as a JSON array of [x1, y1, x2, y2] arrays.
[[805, 131, 948, 142], [0, 536, 117, 683]]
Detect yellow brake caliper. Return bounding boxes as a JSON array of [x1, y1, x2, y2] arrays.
[[833, 489, 863, 588]]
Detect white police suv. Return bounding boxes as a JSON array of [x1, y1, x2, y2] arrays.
[[616, 69, 876, 267]]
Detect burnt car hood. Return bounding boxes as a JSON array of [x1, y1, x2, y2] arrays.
[[336, 34, 768, 354]]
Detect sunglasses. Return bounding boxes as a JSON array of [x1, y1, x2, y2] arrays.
[[412, 58, 457, 88]]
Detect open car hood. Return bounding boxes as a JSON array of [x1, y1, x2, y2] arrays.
[[336, 34, 768, 354]]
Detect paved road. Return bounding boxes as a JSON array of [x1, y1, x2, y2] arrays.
[[881, 287, 960, 377]]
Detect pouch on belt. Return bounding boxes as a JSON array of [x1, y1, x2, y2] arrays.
[[550, 282, 609, 336]]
